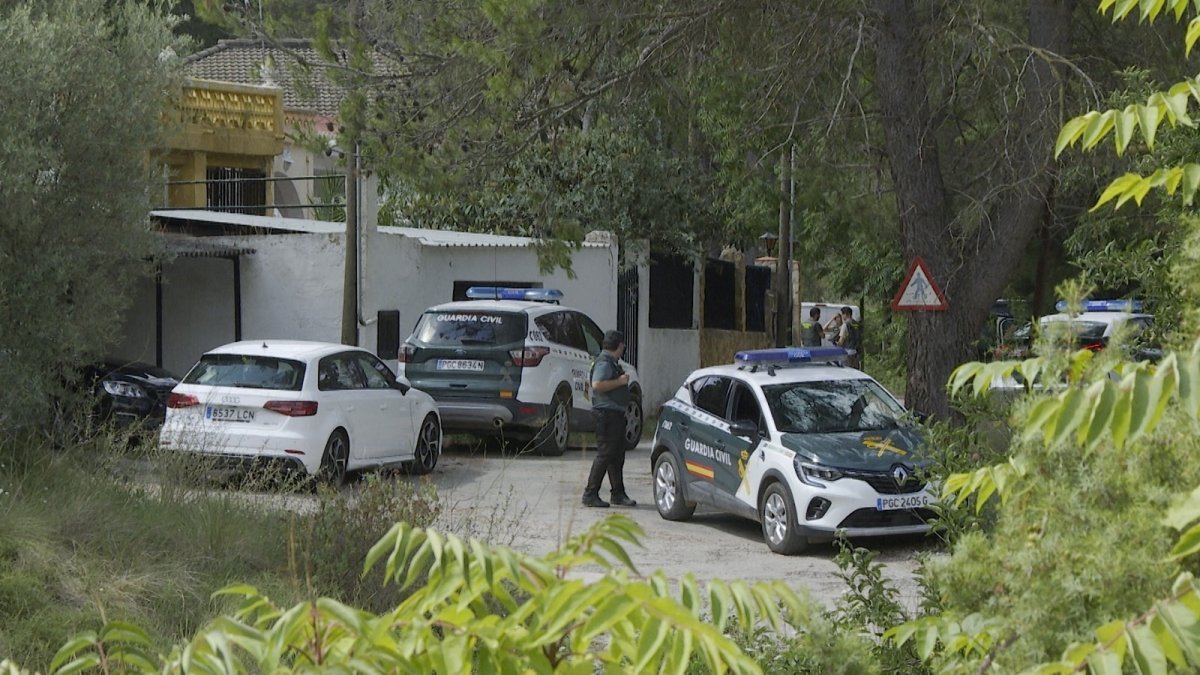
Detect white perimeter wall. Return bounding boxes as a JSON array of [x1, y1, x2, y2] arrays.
[[360, 231, 619, 358], [633, 254, 702, 413], [113, 233, 344, 376]]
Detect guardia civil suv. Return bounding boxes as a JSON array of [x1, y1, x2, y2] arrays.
[[651, 347, 935, 554], [397, 288, 642, 455]]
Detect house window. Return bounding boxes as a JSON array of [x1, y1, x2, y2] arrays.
[[206, 167, 266, 215]]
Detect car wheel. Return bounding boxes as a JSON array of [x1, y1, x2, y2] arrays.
[[623, 392, 643, 451], [536, 389, 571, 456], [409, 414, 441, 475], [319, 429, 350, 486], [653, 452, 695, 521], [760, 482, 806, 555]]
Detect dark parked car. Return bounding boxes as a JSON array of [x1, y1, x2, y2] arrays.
[[83, 359, 180, 430]]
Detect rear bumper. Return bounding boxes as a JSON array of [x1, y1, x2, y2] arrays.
[[159, 426, 324, 474], [433, 398, 551, 432]]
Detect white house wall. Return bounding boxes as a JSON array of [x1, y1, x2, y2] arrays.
[[360, 232, 620, 357]]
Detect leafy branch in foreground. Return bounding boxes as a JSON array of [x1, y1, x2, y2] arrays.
[[1056, 1, 1200, 209], [941, 339, 1200, 512], [14, 515, 813, 674]]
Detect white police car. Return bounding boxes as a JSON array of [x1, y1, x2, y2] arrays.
[[651, 347, 934, 554], [397, 287, 642, 455]]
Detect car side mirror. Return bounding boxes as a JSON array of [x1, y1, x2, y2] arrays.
[[909, 410, 929, 424], [730, 419, 759, 439], [394, 379, 411, 395]]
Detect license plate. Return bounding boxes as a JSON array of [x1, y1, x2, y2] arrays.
[[876, 494, 931, 511], [437, 359, 485, 372], [206, 405, 255, 423]]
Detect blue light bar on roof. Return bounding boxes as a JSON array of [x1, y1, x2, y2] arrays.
[[734, 346, 848, 365], [1053, 299, 1143, 313], [465, 287, 564, 302]]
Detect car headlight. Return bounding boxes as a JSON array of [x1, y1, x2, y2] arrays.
[[794, 459, 843, 487], [101, 380, 147, 399]]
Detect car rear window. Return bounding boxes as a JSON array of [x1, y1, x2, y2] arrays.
[[413, 311, 527, 346], [183, 354, 305, 391]]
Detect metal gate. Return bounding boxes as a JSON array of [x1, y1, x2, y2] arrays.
[[617, 266, 639, 367]]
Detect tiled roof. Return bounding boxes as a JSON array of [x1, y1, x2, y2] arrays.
[[183, 38, 399, 119]]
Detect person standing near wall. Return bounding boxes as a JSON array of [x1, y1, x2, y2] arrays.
[[582, 330, 637, 508], [835, 306, 863, 369], [800, 307, 825, 347]]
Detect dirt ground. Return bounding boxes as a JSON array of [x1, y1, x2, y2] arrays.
[[428, 435, 934, 612]]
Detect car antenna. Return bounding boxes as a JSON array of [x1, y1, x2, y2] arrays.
[[262, 341, 268, 349]]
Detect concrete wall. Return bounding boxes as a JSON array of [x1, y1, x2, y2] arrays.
[[114, 221, 617, 377], [112, 233, 344, 376], [639, 328, 701, 415], [359, 230, 619, 357], [699, 330, 772, 368]]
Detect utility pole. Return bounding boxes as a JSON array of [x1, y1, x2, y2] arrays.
[[340, 0, 361, 346], [775, 149, 792, 347], [340, 140, 359, 346]]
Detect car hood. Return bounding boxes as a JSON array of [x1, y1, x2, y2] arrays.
[[780, 426, 927, 471]]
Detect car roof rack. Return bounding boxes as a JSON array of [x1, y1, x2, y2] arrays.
[[734, 347, 848, 375], [1054, 299, 1143, 313], [465, 286, 563, 303]]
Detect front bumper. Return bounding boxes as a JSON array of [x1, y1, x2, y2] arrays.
[[790, 477, 936, 541]]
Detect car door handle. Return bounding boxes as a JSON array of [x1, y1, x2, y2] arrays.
[[345, 405, 355, 412], [379, 404, 388, 411]]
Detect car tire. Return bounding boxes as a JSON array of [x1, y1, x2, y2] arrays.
[[536, 389, 571, 456], [408, 414, 441, 475], [319, 429, 350, 486], [759, 482, 807, 555], [622, 391, 643, 451], [653, 452, 695, 521]]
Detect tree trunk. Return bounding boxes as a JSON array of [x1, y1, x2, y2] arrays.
[[872, 0, 1073, 418]]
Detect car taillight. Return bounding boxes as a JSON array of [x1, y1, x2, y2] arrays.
[[398, 342, 417, 363], [167, 393, 199, 408], [264, 400, 319, 417], [509, 346, 550, 367], [1083, 342, 1105, 352]]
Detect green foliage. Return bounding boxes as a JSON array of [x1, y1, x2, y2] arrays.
[[0, 0, 186, 432], [386, 114, 719, 267], [297, 475, 440, 611], [22, 515, 819, 673]]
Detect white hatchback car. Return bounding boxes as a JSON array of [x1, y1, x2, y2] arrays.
[[160, 340, 441, 483]]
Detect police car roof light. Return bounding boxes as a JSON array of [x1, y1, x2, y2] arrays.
[[734, 346, 848, 367], [465, 287, 564, 303], [1053, 299, 1143, 313]]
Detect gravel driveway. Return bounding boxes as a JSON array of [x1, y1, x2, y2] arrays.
[[429, 436, 933, 611]]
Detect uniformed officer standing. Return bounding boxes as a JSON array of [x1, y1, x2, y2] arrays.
[[582, 330, 636, 508]]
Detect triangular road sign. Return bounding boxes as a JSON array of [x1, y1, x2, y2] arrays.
[[892, 256, 948, 311]]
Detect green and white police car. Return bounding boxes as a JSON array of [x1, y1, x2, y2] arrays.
[[397, 287, 642, 455], [650, 347, 935, 554]]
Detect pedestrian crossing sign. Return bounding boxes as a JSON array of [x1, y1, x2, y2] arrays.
[[891, 256, 948, 311]]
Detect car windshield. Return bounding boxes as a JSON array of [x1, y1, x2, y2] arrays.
[[183, 354, 305, 391], [413, 311, 527, 346], [762, 378, 907, 434]]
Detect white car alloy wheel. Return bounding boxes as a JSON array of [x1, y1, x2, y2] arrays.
[[321, 430, 350, 485], [410, 414, 440, 475], [653, 453, 694, 521], [537, 391, 570, 456], [623, 396, 643, 450], [760, 482, 806, 555]]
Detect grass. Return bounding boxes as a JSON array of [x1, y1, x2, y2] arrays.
[[0, 428, 443, 668]]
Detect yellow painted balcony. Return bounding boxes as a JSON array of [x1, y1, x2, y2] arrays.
[[168, 78, 285, 157]]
